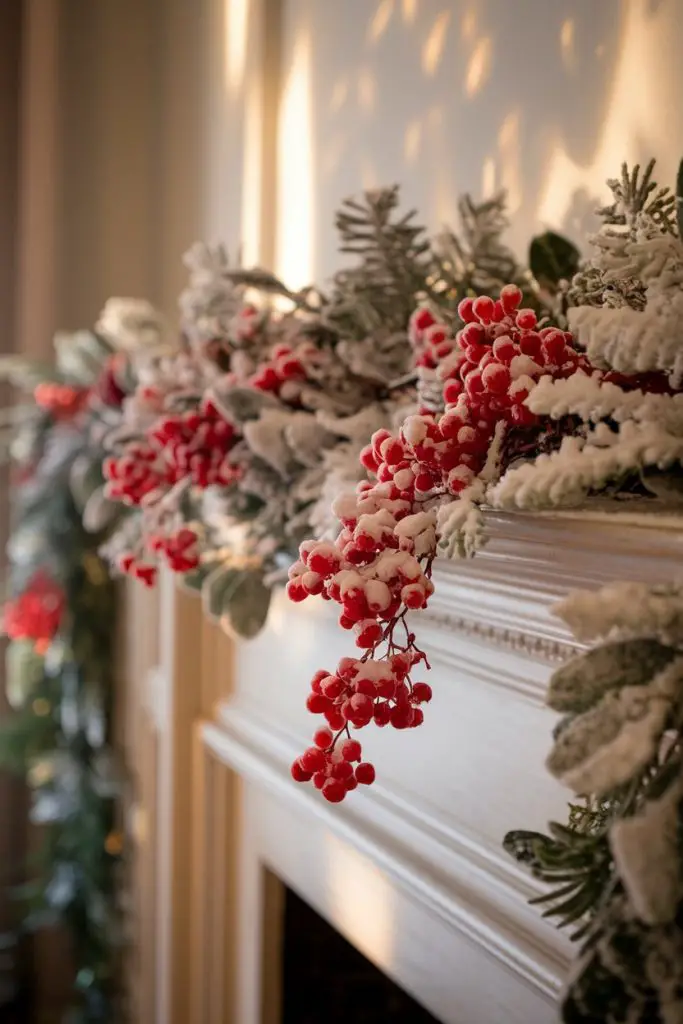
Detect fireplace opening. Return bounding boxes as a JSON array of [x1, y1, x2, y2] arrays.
[[281, 885, 441, 1023]]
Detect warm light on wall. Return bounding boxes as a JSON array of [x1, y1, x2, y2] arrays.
[[276, 29, 314, 289], [357, 68, 377, 112], [537, 1, 675, 230], [481, 156, 496, 198], [224, 0, 250, 95], [460, 7, 477, 42], [422, 10, 451, 76], [324, 835, 396, 970], [560, 18, 576, 71], [403, 119, 422, 164], [464, 35, 492, 97], [241, 71, 263, 265], [497, 110, 521, 214], [368, 0, 394, 44], [330, 76, 349, 113], [402, 0, 417, 26]]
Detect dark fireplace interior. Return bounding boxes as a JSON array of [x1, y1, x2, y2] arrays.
[[282, 886, 441, 1023]]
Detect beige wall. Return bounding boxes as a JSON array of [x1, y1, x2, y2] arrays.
[[205, 0, 683, 288]]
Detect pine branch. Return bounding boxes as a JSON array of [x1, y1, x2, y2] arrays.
[[598, 159, 677, 232]]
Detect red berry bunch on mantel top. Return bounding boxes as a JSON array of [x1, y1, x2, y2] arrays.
[[288, 284, 595, 800], [104, 395, 241, 585]]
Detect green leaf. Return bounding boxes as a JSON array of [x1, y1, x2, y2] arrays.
[[70, 455, 104, 513], [201, 565, 244, 622], [219, 571, 272, 640], [5, 640, 44, 709], [178, 564, 212, 596], [529, 231, 580, 290]]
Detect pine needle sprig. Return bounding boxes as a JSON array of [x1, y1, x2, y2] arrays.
[[597, 159, 678, 233]]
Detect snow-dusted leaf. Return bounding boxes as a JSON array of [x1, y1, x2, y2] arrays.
[[284, 413, 337, 468], [219, 570, 271, 641], [242, 410, 300, 477], [53, 329, 111, 384], [82, 487, 120, 534], [555, 581, 683, 646], [6, 639, 44, 710], [69, 455, 103, 512], [547, 639, 677, 714], [546, 659, 683, 796], [609, 780, 683, 925], [209, 384, 279, 424]]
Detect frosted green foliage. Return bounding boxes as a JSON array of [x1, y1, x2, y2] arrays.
[[430, 192, 526, 303], [489, 419, 683, 511], [547, 640, 677, 714], [179, 243, 245, 350], [598, 160, 678, 233], [555, 581, 683, 646], [326, 186, 431, 338], [527, 373, 683, 432], [566, 160, 683, 385], [546, 660, 681, 796], [436, 481, 487, 559], [569, 228, 683, 383], [569, 160, 678, 312], [560, 892, 683, 1024], [610, 781, 683, 925]]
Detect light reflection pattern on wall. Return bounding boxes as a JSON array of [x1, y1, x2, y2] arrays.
[[225, 0, 250, 95], [276, 26, 315, 289]]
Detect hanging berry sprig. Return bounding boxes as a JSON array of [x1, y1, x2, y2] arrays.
[[288, 284, 594, 800]]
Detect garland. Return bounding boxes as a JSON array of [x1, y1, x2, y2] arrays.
[[18, 157, 683, 1020], [0, 328, 149, 1020]]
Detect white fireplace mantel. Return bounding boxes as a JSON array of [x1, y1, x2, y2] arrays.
[[194, 509, 683, 1024]]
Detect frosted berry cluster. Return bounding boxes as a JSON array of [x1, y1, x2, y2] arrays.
[[103, 396, 240, 584], [288, 285, 593, 799], [290, 653, 433, 802]]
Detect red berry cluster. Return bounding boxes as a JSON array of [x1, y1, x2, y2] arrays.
[[34, 382, 89, 421], [3, 572, 66, 652], [288, 285, 595, 801], [104, 439, 166, 505], [290, 653, 433, 801], [250, 342, 307, 393], [104, 397, 240, 504], [148, 398, 241, 489], [117, 526, 199, 587]]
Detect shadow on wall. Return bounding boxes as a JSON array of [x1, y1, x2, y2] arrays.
[[275, 0, 683, 280]]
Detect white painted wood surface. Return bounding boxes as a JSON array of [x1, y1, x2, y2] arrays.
[[203, 509, 683, 1024]]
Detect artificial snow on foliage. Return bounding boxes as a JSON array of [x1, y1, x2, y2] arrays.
[[20, 157, 683, 1024], [555, 580, 683, 645]]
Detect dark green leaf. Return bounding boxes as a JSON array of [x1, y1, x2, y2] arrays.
[[529, 231, 580, 290]]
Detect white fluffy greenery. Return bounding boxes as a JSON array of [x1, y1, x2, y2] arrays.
[[569, 222, 683, 383], [489, 420, 683, 510]]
